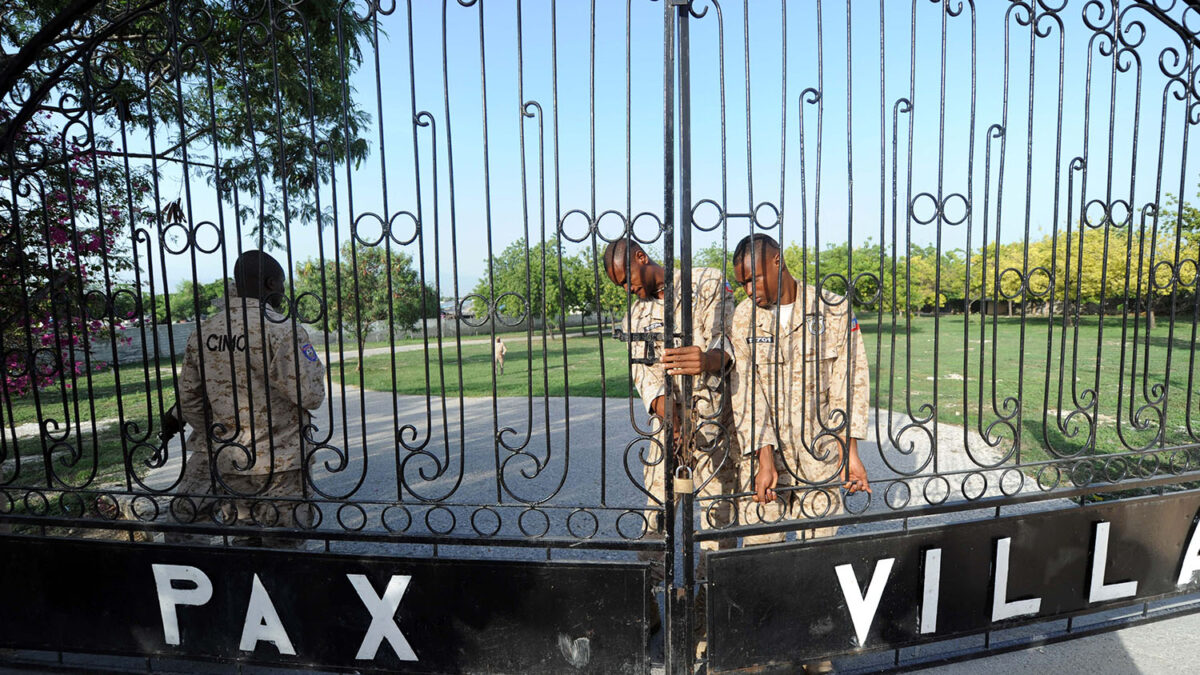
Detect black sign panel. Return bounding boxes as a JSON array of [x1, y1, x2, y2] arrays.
[[0, 538, 648, 673], [709, 491, 1200, 672]]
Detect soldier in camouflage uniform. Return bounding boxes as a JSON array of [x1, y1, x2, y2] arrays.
[[604, 238, 740, 651], [172, 250, 326, 548], [729, 233, 871, 548], [603, 239, 740, 540]]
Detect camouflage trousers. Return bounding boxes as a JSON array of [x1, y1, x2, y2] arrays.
[[165, 451, 310, 549]]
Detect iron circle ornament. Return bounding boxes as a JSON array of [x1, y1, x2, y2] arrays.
[[458, 294, 490, 328], [884, 480, 912, 510], [191, 220, 223, 254], [59, 491, 87, 518], [470, 507, 502, 537], [941, 193, 971, 226], [1036, 465, 1064, 492], [352, 212, 388, 247], [962, 472, 989, 501], [425, 505, 457, 535], [518, 508, 550, 538], [558, 209, 593, 243], [382, 505, 413, 534], [631, 211, 665, 244], [23, 490, 50, 517], [169, 496, 202, 525], [388, 210, 421, 246], [922, 475, 951, 505], [131, 495, 161, 522], [493, 291, 528, 326], [293, 291, 327, 325], [336, 503, 368, 532], [842, 487, 871, 515], [910, 192, 941, 225], [296, 502, 323, 531], [595, 210, 629, 242], [752, 201, 781, 229], [616, 510, 650, 540], [566, 508, 599, 539], [248, 501, 283, 529], [690, 199, 725, 232], [1000, 468, 1025, 497], [161, 221, 191, 255]]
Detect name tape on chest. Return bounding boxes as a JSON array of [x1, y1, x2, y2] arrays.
[[746, 336, 774, 344], [205, 334, 247, 353]]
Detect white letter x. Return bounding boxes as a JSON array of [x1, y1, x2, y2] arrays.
[[347, 574, 417, 661]]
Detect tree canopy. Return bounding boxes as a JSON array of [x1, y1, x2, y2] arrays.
[[0, 0, 374, 395], [295, 242, 438, 353], [471, 238, 625, 330], [1, 0, 373, 242]]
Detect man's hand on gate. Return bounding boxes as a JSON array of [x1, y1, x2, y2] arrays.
[[159, 403, 184, 443], [753, 446, 778, 503], [650, 395, 685, 450], [661, 346, 726, 376], [842, 438, 871, 494]]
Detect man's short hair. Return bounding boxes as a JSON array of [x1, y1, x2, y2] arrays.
[[601, 238, 646, 279], [233, 250, 285, 298], [732, 233, 781, 270]]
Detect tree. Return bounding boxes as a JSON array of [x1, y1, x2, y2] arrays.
[[472, 238, 577, 333], [295, 242, 437, 363], [0, 113, 150, 398], [0, 0, 374, 395], [564, 248, 624, 334], [1, 0, 373, 242], [153, 277, 227, 323]]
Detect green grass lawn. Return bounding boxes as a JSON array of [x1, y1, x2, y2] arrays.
[[3, 359, 179, 427], [340, 335, 633, 399], [1, 423, 134, 489], [4, 314, 1197, 482], [341, 313, 1200, 460], [354, 322, 611, 351], [1, 361, 173, 493], [867, 313, 1200, 461]]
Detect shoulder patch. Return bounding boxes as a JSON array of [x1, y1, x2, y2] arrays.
[[301, 344, 319, 362], [850, 316, 860, 332]]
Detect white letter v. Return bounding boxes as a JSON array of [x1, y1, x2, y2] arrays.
[[835, 558, 895, 648]]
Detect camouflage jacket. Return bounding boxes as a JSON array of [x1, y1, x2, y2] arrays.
[[178, 296, 326, 476], [729, 284, 870, 479]]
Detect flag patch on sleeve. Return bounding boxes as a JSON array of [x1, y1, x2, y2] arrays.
[[302, 344, 319, 362], [724, 281, 734, 293], [850, 317, 860, 332]]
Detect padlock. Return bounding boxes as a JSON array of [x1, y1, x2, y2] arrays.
[[674, 466, 694, 494]]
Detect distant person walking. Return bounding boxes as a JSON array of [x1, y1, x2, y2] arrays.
[[494, 336, 508, 375]]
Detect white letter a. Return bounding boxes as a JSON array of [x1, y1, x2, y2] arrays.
[[239, 574, 296, 655]]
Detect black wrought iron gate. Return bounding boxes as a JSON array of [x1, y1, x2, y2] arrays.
[[4, 1, 1200, 673]]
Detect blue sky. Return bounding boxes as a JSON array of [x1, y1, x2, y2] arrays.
[[148, 0, 1200, 300]]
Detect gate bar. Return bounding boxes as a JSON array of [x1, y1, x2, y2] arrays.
[[660, 1, 681, 672]]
